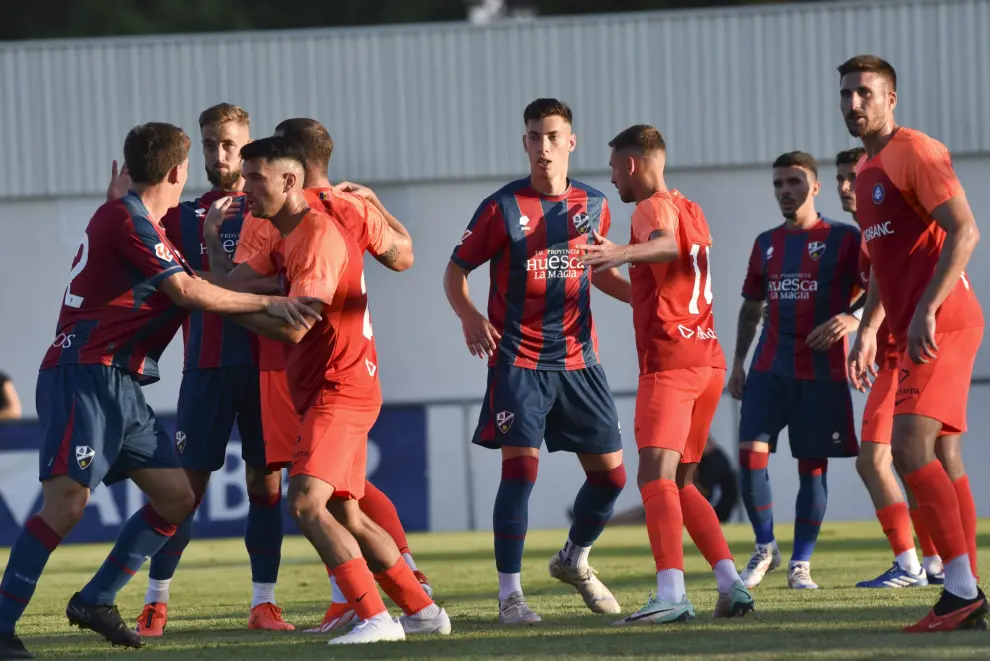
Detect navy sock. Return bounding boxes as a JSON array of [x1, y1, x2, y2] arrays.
[[739, 449, 775, 545], [568, 465, 626, 546], [79, 504, 177, 606], [0, 517, 62, 634], [493, 456, 538, 573], [793, 459, 828, 563], [148, 515, 193, 581], [246, 491, 283, 584]]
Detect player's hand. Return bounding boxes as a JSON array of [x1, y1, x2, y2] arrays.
[[461, 311, 502, 360], [334, 181, 378, 203], [575, 231, 628, 271], [106, 160, 131, 202], [806, 313, 858, 351], [848, 328, 879, 392], [204, 196, 238, 234], [907, 307, 939, 364], [266, 296, 323, 330], [728, 364, 747, 400]]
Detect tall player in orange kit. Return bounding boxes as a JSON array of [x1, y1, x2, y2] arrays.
[[578, 125, 754, 625], [233, 137, 450, 645], [840, 54, 986, 631]]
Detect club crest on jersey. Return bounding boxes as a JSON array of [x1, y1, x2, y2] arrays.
[[496, 411, 514, 433], [572, 212, 590, 235], [75, 445, 95, 470], [872, 183, 885, 204], [154, 242, 174, 263], [807, 241, 826, 261], [175, 431, 186, 453]]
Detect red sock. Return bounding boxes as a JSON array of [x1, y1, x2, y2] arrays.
[[903, 461, 967, 564], [876, 502, 914, 556], [953, 475, 979, 579], [641, 479, 683, 572], [909, 506, 939, 557], [360, 481, 411, 555], [374, 557, 433, 615], [332, 558, 387, 620], [679, 484, 732, 568]]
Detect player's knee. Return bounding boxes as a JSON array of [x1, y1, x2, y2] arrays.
[[856, 443, 890, 480], [588, 462, 626, 491], [287, 482, 324, 529], [797, 458, 828, 476], [244, 465, 280, 498], [39, 486, 89, 535], [934, 438, 965, 480], [676, 463, 697, 489], [154, 484, 196, 524]]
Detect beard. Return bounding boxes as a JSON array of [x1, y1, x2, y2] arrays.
[[206, 165, 242, 191]]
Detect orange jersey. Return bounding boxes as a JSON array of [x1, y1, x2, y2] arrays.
[[234, 213, 286, 371], [246, 209, 381, 413], [304, 187, 392, 256], [854, 128, 983, 342], [629, 190, 726, 374]]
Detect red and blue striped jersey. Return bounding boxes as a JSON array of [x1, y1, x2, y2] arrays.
[[451, 178, 609, 371], [41, 192, 193, 383], [162, 190, 257, 371], [741, 216, 861, 381]]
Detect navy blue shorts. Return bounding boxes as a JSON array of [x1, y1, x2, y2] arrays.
[[36, 365, 180, 489], [738, 370, 859, 460], [472, 360, 622, 455], [175, 366, 266, 472]]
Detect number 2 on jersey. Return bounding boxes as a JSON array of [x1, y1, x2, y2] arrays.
[[688, 243, 713, 314], [360, 272, 373, 339], [64, 234, 90, 308]]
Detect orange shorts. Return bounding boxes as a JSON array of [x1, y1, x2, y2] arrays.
[[634, 366, 724, 463], [862, 363, 897, 444], [260, 369, 301, 469], [893, 326, 983, 434], [290, 395, 381, 500]]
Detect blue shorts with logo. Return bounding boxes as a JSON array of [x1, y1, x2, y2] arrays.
[[37, 364, 179, 489], [175, 366, 266, 472], [738, 370, 859, 460], [471, 358, 622, 455]]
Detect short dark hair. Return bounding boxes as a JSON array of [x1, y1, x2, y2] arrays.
[[837, 54, 897, 91], [772, 151, 818, 178], [123, 123, 191, 185], [239, 137, 306, 171], [198, 103, 250, 130], [835, 147, 866, 168], [274, 118, 333, 171], [608, 124, 666, 154], [523, 98, 572, 125]]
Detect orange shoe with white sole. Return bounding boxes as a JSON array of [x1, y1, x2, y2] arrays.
[[304, 602, 357, 634], [248, 603, 295, 631], [135, 602, 168, 637]]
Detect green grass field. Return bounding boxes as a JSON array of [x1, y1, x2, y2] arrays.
[[3, 521, 990, 660]]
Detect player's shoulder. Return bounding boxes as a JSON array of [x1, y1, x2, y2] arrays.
[[486, 177, 531, 204], [889, 127, 949, 162], [91, 195, 146, 232], [569, 178, 608, 203], [821, 217, 861, 237], [754, 225, 782, 245]]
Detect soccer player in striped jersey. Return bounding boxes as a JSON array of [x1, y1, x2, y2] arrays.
[[728, 151, 862, 591], [444, 98, 631, 624], [0, 124, 319, 660]]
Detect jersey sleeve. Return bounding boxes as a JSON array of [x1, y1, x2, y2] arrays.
[[285, 221, 349, 304], [903, 135, 966, 214], [450, 198, 508, 271], [741, 239, 765, 300], [234, 214, 278, 265], [598, 197, 612, 238], [361, 198, 392, 257], [857, 236, 872, 289], [115, 213, 186, 287], [631, 197, 679, 244]]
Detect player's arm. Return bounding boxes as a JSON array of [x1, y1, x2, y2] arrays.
[[0, 376, 22, 420], [858, 268, 887, 333], [196, 267, 283, 294], [201, 197, 244, 275], [734, 299, 764, 368], [232, 302, 324, 344], [336, 182, 414, 272], [807, 233, 865, 351], [918, 197, 979, 315], [728, 239, 767, 398], [590, 268, 631, 304], [578, 227, 679, 268]]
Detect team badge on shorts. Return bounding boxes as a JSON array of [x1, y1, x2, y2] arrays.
[[572, 212, 590, 235], [872, 183, 885, 204], [75, 445, 95, 470], [175, 431, 186, 453], [807, 241, 826, 260], [496, 410, 515, 433]]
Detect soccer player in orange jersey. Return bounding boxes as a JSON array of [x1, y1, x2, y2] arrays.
[[840, 54, 986, 631], [578, 125, 754, 625], [232, 137, 449, 645]]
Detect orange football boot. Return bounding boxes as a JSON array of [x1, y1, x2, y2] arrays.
[[904, 589, 988, 633], [248, 603, 295, 631], [136, 602, 168, 637], [304, 602, 357, 634]]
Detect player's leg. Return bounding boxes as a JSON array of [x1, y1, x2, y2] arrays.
[[892, 328, 986, 632], [934, 434, 977, 580], [737, 371, 787, 588], [470, 360, 547, 624], [546, 365, 624, 615], [237, 367, 292, 630], [906, 485, 944, 583], [358, 481, 432, 595]]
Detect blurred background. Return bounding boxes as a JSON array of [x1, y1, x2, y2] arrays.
[[1, 0, 988, 545]]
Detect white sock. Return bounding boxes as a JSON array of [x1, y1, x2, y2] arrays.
[[411, 603, 440, 619], [146, 578, 171, 605], [560, 538, 592, 569], [894, 548, 922, 575], [402, 552, 418, 572], [251, 582, 276, 608], [367, 610, 393, 625], [656, 569, 686, 603], [329, 576, 347, 604], [498, 572, 522, 601], [714, 559, 741, 594], [923, 555, 944, 575], [944, 555, 978, 600]]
